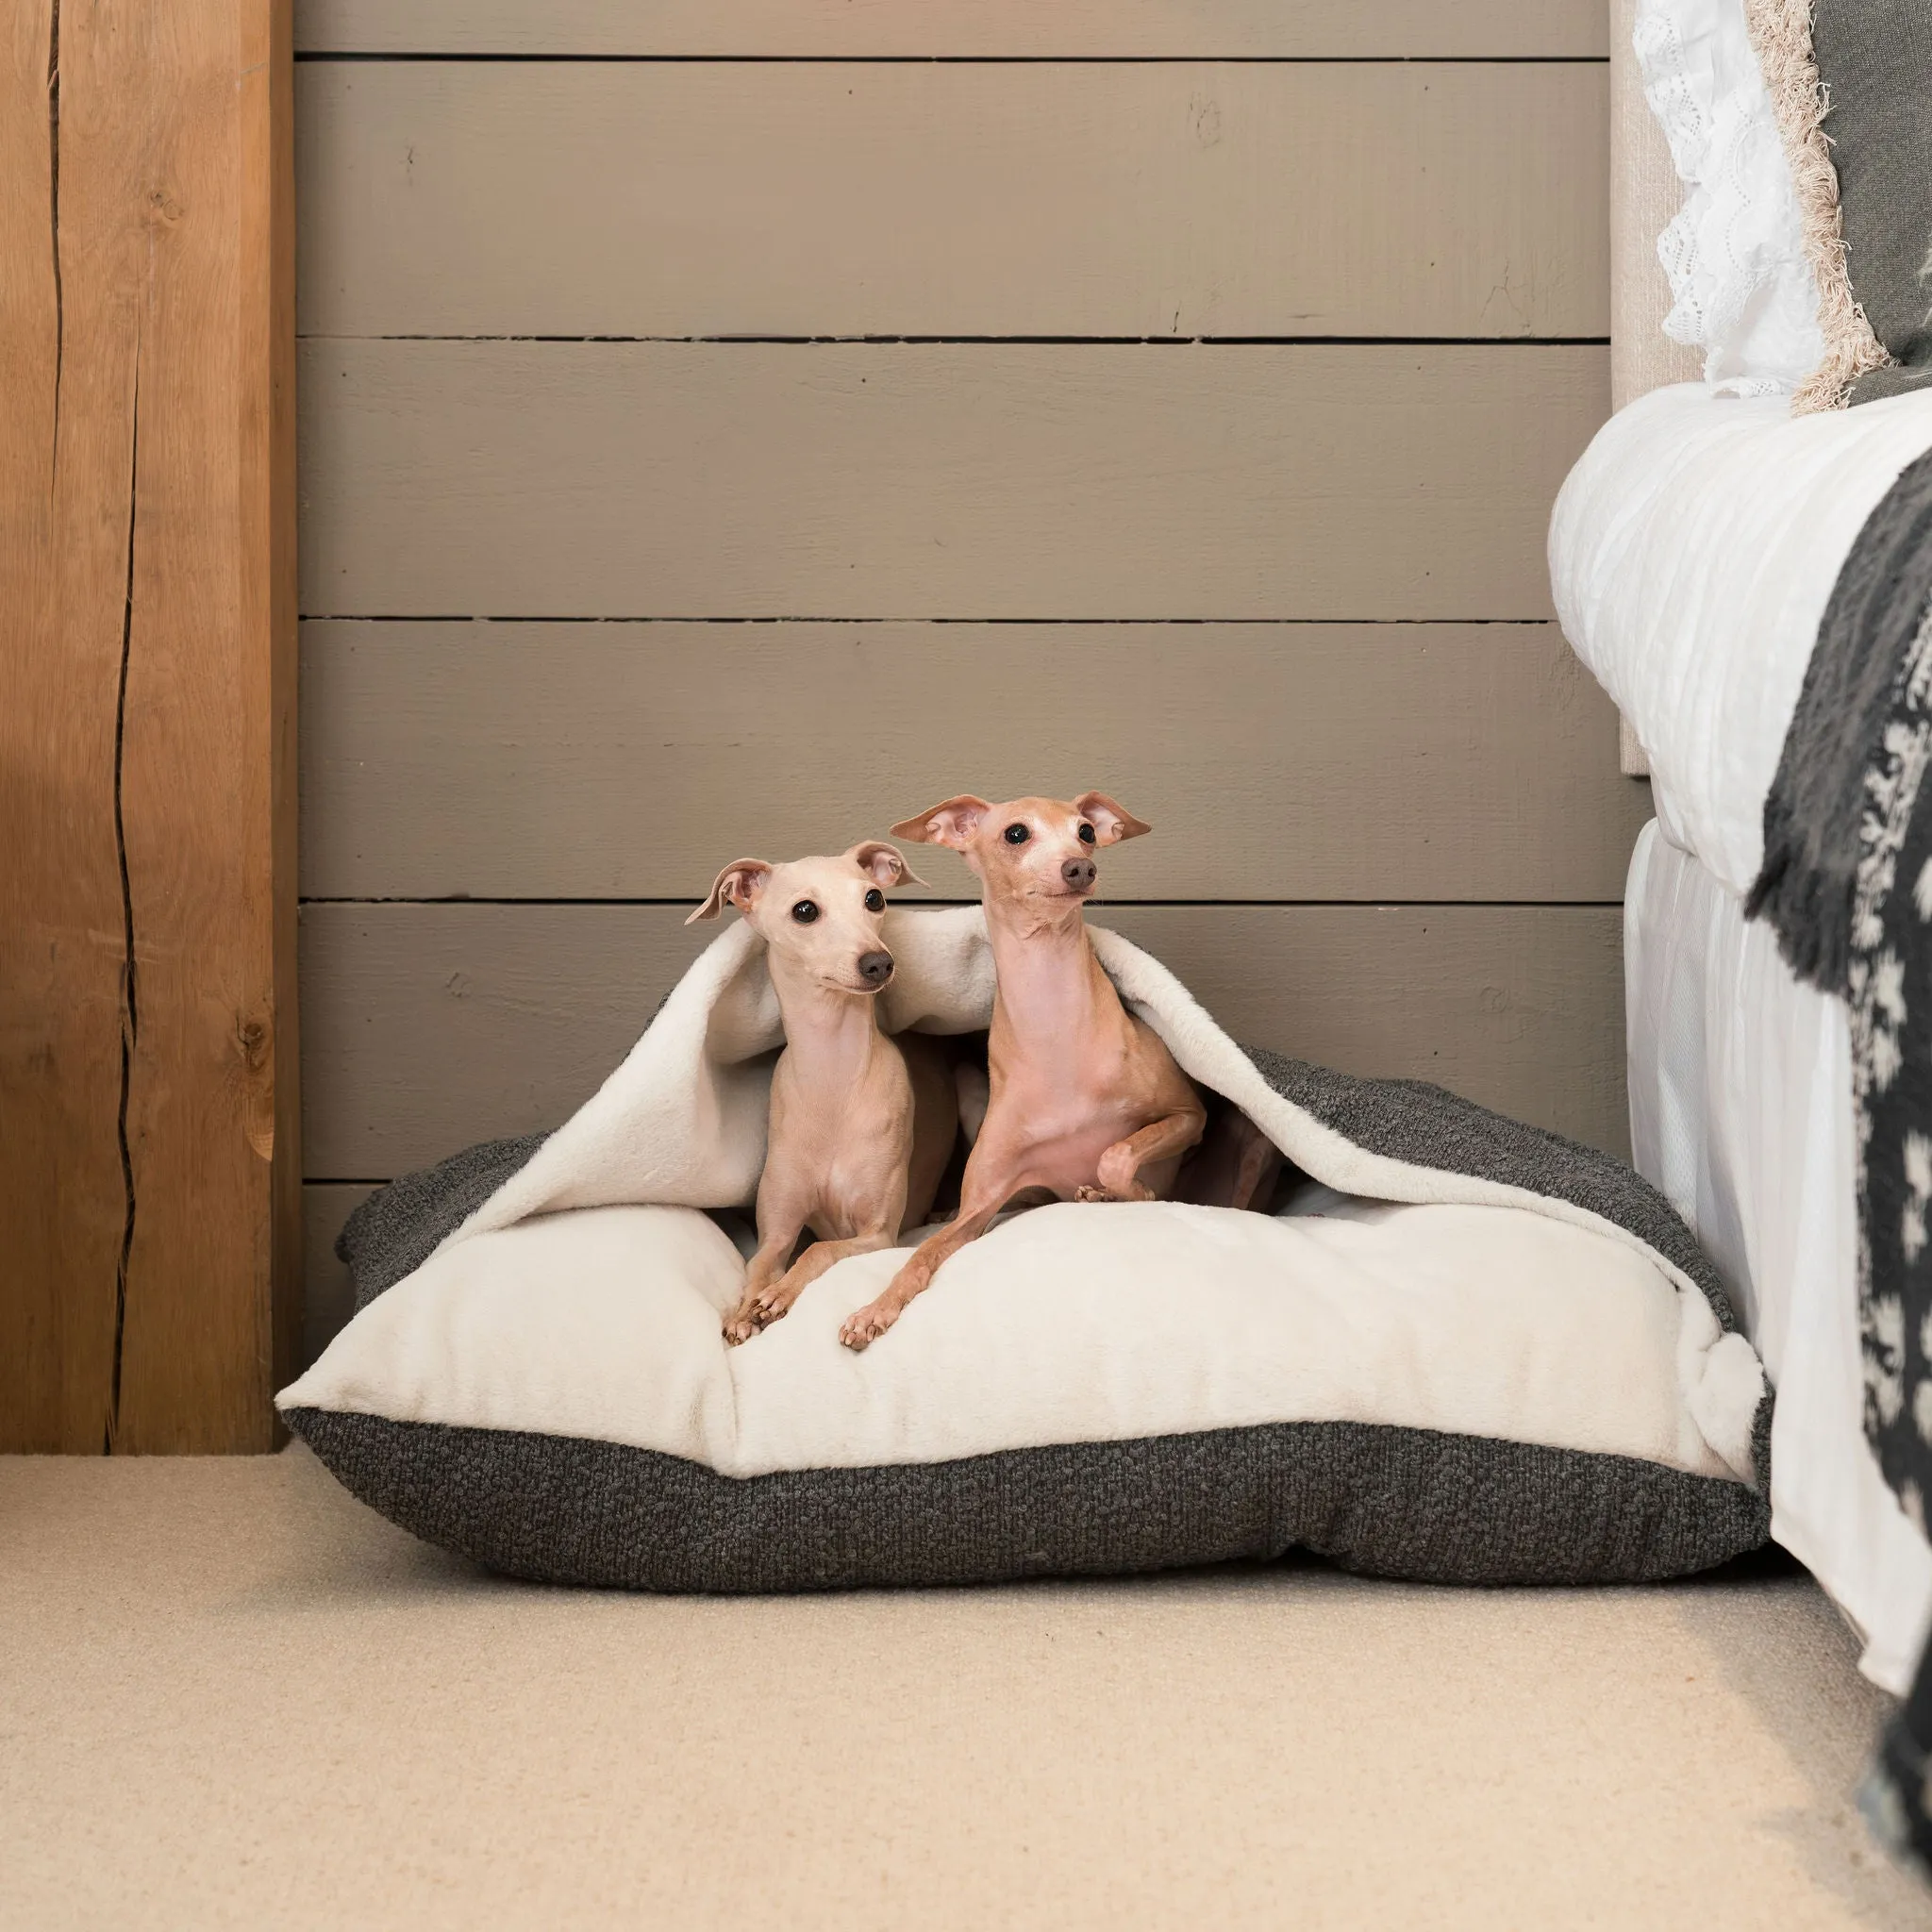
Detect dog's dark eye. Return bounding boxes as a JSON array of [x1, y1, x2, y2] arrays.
[[1077, 823, 1097, 845], [863, 889, 885, 913], [1004, 823, 1030, 845], [791, 900, 819, 924]]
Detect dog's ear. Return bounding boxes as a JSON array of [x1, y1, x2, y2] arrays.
[[1073, 791, 1151, 845], [687, 858, 772, 924], [890, 795, 991, 851], [849, 841, 928, 890]]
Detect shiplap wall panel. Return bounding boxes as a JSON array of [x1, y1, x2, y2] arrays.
[[296, 62, 1608, 341], [299, 342, 1607, 620], [302, 907, 717, 1179], [294, 0, 1606, 58], [300, 620, 1647, 902], [300, 904, 1628, 1176], [291, 11, 1633, 1233]]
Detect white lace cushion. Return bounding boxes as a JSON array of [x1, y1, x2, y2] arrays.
[[1634, 0, 1822, 394]]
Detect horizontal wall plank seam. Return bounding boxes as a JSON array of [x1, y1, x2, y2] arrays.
[[297, 53, 1609, 65], [298, 897, 1631, 910], [298, 336, 1616, 348], [297, 615, 1583, 626]]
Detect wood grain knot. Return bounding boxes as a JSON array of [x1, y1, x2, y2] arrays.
[[240, 1014, 275, 1162], [237, 1016, 270, 1068]]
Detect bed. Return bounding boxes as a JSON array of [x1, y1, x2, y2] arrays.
[[1563, 0, 1932, 1691]]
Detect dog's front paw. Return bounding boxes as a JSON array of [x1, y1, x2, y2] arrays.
[[839, 1298, 900, 1352], [748, 1291, 791, 1329]]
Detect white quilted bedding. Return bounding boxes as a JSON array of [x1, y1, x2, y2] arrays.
[[1551, 382, 1932, 895]]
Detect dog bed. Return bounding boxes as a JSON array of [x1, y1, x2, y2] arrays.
[[280, 910, 1772, 1591]]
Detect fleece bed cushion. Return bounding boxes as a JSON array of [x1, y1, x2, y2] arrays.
[[280, 909, 1772, 1592]]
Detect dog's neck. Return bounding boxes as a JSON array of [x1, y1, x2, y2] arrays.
[[981, 891, 1106, 1041], [766, 952, 883, 1086]]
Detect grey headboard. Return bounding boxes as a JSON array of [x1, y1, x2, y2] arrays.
[[1611, 0, 1704, 409]]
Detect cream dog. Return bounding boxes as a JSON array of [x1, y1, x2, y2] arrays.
[[837, 792, 1213, 1351], [689, 842, 958, 1344]]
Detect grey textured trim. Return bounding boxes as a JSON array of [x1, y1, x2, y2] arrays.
[[1750, 448, 1932, 994], [1240, 1047, 1741, 1332], [285, 1407, 1770, 1593], [337, 1133, 550, 1308]]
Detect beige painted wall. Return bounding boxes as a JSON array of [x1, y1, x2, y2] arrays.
[[293, 0, 1631, 1347]]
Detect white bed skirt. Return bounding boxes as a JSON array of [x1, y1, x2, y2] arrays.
[[1626, 821, 1932, 1690]]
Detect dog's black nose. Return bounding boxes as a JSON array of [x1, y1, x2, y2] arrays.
[[1062, 857, 1097, 891], [858, 950, 895, 987]]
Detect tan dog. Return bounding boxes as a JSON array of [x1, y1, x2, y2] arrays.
[[688, 843, 958, 1345], [836, 792, 1211, 1352]]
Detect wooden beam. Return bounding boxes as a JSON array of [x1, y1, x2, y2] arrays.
[[0, 0, 122, 1452], [0, 0, 299, 1453]]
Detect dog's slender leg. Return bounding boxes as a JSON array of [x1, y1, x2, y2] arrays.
[[1174, 1104, 1284, 1211], [724, 1220, 805, 1344], [1223, 1111, 1284, 1213], [752, 1227, 898, 1329], [838, 1147, 1021, 1351], [954, 1060, 990, 1146], [837, 1205, 1000, 1352], [1077, 1106, 1208, 1205]]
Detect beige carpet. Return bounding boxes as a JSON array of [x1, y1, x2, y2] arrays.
[[3, 1448, 1929, 1931]]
